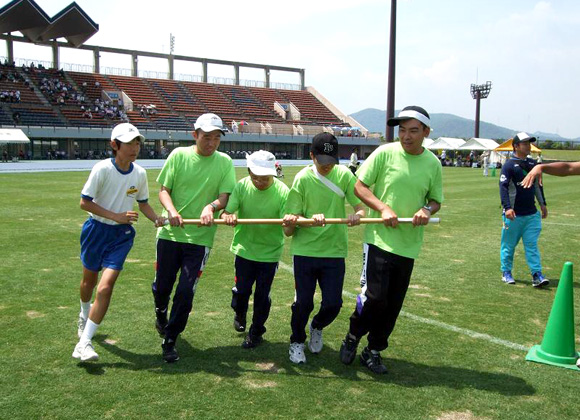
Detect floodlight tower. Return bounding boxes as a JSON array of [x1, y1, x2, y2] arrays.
[[470, 81, 492, 138]]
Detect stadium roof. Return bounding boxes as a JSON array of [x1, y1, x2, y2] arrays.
[[0, 0, 98, 47]]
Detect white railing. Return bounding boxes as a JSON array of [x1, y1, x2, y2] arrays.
[[1, 55, 301, 90]]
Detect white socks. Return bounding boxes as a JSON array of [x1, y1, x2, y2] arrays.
[[79, 319, 100, 345], [80, 300, 91, 319]]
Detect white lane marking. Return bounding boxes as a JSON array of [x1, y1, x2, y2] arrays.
[[279, 261, 528, 352]]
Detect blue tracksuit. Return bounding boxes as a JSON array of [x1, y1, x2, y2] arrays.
[[499, 157, 546, 274]]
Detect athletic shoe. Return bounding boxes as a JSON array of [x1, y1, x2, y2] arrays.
[[77, 313, 87, 339], [242, 334, 263, 349], [162, 338, 179, 363], [72, 341, 99, 362], [155, 308, 168, 337], [502, 271, 515, 285], [360, 347, 387, 374], [289, 342, 306, 364], [233, 312, 246, 332], [339, 333, 360, 365], [308, 323, 323, 354], [532, 272, 549, 288]]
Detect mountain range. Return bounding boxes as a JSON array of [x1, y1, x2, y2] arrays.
[[350, 108, 578, 142]]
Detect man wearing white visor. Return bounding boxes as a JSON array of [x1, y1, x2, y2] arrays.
[[339, 105, 443, 374], [221, 150, 291, 348]]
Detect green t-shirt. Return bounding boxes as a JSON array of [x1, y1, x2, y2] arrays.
[[358, 142, 443, 259], [156, 147, 236, 247], [285, 164, 361, 258], [225, 177, 290, 262]]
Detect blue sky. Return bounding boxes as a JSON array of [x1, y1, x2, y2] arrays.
[[3, 0, 580, 138]]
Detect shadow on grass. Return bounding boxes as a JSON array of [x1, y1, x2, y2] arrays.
[[382, 357, 535, 396], [78, 334, 535, 396]]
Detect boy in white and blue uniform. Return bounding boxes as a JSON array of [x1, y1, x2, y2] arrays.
[[499, 132, 548, 287], [73, 123, 163, 362]]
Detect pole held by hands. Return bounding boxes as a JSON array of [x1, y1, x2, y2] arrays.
[[174, 217, 440, 226]]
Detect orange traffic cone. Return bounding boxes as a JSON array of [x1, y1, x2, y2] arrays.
[[526, 262, 579, 370]]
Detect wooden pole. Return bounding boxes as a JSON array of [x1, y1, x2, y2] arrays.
[[176, 217, 440, 225]]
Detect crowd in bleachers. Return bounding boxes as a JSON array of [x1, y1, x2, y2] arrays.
[[0, 89, 20, 102], [0, 61, 367, 144]]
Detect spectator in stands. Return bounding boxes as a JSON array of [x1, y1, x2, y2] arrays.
[[152, 113, 235, 363], [2, 148, 7, 162], [12, 112, 20, 124]]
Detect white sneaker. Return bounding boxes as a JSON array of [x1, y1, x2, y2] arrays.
[[308, 323, 323, 354], [72, 341, 99, 362], [289, 342, 306, 364]]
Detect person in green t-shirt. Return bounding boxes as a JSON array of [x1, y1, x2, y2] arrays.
[[221, 150, 291, 349], [152, 113, 236, 363], [284, 133, 366, 364], [339, 106, 443, 374]]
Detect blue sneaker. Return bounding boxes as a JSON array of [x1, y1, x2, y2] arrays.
[[502, 271, 515, 284], [532, 272, 549, 288]]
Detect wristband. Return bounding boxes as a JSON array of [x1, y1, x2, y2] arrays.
[[209, 202, 218, 212], [422, 205, 432, 213]]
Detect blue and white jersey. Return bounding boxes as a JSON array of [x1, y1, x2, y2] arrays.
[[499, 157, 546, 216], [81, 158, 149, 225]]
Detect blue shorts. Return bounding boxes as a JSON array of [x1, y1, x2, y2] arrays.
[[80, 218, 136, 272]]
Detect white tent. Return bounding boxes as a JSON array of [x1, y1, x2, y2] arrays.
[[457, 138, 499, 150], [457, 137, 505, 165], [426, 137, 465, 150], [422, 138, 434, 148], [0, 129, 30, 144]]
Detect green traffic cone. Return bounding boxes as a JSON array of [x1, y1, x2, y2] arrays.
[[526, 262, 580, 370]]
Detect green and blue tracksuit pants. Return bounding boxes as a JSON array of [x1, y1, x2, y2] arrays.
[[500, 211, 542, 275]]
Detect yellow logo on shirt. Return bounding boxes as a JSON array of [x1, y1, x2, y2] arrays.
[[126, 186, 138, 197]]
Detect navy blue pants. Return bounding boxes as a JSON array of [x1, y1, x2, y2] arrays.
[[349, 243, 414, 352], [290, 255, 345, 344], [231, 255, 278, 338], [152, 239, 210, 340]]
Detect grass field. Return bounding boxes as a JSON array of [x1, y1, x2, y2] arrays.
[[1, 163, 579, 420]]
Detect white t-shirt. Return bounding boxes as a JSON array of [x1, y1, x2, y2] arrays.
[[81, 158, 149, 225]]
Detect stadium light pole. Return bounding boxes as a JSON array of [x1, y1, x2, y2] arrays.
[[386, 0, 397, 142], [470, 81, 492, 138]]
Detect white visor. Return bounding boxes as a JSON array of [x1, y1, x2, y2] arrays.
[[396, 110, 431, 127]]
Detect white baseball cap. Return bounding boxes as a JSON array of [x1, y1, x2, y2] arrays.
[[111, 123, 145, 143], [246, 150, 277, 176], [194, 113, 226, 134]]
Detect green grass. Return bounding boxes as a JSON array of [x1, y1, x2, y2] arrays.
[[536, 148, 580, 161], [1, 165, 579, 420]]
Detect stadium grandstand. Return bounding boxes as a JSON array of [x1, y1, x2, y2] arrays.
[[0, 0, 379, 161]]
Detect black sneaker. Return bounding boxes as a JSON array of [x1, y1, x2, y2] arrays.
[[339, 333, 360, 365], [162, 338, 179, 363], [360, 347, 387, 374], [242, 334, 263, 349], [233, 312, 246, 332], [155, 308, 168, 337]]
